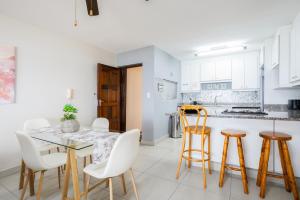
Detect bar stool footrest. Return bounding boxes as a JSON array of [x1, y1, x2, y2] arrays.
[[224, 165, 241, 172]]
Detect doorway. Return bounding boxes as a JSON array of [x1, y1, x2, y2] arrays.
[[97, 63, 143, 132], [125, 67, 143, 130]]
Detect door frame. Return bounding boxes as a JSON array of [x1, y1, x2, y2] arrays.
[[119, 63, 143, 131]]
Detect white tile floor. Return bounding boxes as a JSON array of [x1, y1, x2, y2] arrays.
[[0, 138, 297, 200]]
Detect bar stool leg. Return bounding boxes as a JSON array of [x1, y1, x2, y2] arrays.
[[219, 136, 229, 187], [237, 138, 249, 194], [188, 133, 192, 169], [256, 139, 266, 186], [201, 134, 207, 189], [208, 133, 212, 174], [176, 132, 187, 179], [278, 141, 291, 192], [281, 141, 299, 200], [259, 139, 271, 198]]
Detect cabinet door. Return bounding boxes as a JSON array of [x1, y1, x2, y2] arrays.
[[181, 63, 191, 91], [290, 27, 297, 82], [231, 55, 245, 90], [215, 58, 231, 80], [295, 13, 300, 81], [244, 52, 259, 89], [272, 34, 280, 68], [201, 61, 215, 81]]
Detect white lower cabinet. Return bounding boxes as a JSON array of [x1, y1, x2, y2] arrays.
[[186, 116, 300, 177]]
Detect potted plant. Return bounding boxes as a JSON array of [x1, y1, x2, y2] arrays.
[[61, 104, 80, 133]]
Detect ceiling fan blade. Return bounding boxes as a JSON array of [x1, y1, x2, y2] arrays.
[[86, 0, 99, 16]]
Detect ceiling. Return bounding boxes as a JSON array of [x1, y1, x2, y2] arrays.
[[1, 0, 300, 60]]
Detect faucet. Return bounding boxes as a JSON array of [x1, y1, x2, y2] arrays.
[[214, 95, 221, 105]]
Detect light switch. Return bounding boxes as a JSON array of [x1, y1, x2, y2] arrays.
[[146, 92, 151, 99]]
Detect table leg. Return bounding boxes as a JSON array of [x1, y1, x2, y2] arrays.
[[62, 149, 71, 200], [70, 149, 81, 200]]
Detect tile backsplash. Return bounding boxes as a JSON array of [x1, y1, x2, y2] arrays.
[[182, 90, 260, 105]]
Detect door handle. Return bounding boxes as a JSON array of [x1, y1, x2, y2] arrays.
[[98, 99, 103, 106]]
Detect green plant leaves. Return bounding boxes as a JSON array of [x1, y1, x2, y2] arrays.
[[61, 104, 78, 121]]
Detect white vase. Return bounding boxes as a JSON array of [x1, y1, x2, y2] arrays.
[[61, 119, 80, 133]]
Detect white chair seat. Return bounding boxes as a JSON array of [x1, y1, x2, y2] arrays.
[[42, 153, 67, 170], [76, 146, 94, 158], [83, 162, 107, 179]]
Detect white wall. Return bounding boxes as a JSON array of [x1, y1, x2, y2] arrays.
[[264, 38, 300, 104], [0, 14, 116, 172], [117, 46, 155, 142], [153, 48, 181, 141]]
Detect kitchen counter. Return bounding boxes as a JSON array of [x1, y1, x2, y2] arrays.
[[184, 106, 300, 121], [184, 107, 300, 177]]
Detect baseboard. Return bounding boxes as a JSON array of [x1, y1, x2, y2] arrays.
[[141, 134, 169, 146], [0, 166, 19, 179]]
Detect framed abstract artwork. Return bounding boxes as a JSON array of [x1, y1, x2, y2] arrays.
[[0, 46, 16, 104]]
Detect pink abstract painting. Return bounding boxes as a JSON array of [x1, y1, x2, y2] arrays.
[[0, 46, 16, 104]]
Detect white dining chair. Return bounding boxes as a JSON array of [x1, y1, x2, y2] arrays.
[[19, 118, 62, 190], [92, 117, 109, 132], [77, 117, 110, 185], [24, 118, 58, 152], [83, 129, 140, 200], [16, 131, 67, 200]]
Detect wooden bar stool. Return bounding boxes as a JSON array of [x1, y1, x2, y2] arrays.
[[256, 131, 299, 199], [219, 129, 248, 194], [176, 105, 211, 189]]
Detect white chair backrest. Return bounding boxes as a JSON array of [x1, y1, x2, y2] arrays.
[[103, 129, 140, 177], [92, 118, 109, 132], [16, 131, 45, 171], [24, 118, 50, 131]]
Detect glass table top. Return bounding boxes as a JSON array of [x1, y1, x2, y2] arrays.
[[29, 128, 94, 150]]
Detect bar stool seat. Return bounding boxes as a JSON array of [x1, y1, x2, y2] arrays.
[[221, 129, 246, 137], [219, 129, 248, 194], [259, 131, 292, 140], [257, 131, 299, 199]]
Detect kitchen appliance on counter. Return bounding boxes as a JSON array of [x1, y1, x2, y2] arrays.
[[288, 99, 300, 110], [222, 107, 268, 115]]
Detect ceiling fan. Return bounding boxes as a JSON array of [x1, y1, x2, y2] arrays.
[[85, 0, 99, 16], [73, 0, 99, 26]]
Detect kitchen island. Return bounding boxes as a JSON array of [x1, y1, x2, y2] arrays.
[[186, 107, 300, 177]]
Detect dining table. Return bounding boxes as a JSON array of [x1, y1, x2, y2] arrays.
[[21, 127, 120, 200]]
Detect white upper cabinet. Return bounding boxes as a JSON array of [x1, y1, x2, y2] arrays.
[[180, 51, 260, 91], [290, 26, 297, 82], [271, 33, 280, 68], [201, 61, 215, 81], [181, 61, 201, 91], [215, 57, 232, 80], [232, 55, 245, 90], [290, 13, 300, 83], [231, 52, 259, 90], [244, 52, 259, 89]]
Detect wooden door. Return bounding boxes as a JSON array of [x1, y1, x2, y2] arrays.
[[97, 64, 121, 131]]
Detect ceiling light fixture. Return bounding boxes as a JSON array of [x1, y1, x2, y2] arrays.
[[195, 45, 247, 57]]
